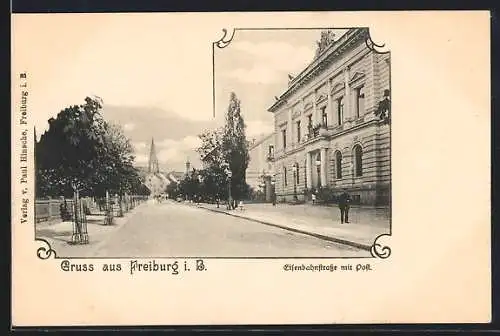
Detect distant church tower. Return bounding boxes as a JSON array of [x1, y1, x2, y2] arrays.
[[145, 137, 168, 198], [148, 138, 159, 174]]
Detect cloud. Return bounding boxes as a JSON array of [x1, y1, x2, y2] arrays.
[[156, 135, 202, 151], [142, 135, 203, 165], [157, 148, 181, 163], [224, 40, 315, 84], [156, 139, 178, 148], [123, 123, 136, 131], [134, 153, 149, 164], [232, 41, 315, 73], [182, 135, 202, 150], [245, 120, 274, 138], [226, 66, 282, 85], [132, 141, 147, 151]]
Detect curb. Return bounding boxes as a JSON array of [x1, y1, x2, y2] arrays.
[[197, 205, 372, 251]]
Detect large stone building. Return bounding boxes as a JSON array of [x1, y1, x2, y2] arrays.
[[267, 28, 391, 206], [247, 133, 275, 201]]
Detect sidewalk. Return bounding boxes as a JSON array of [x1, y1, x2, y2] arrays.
[[195, 202, 391, 250], [35, 202, 147, 258]]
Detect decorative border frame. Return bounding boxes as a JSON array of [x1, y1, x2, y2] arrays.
[[35, 26, 391, 260]]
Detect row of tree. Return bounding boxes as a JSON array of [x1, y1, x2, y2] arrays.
[[167, 92, 251, 206], [36, 96, 149, 198]]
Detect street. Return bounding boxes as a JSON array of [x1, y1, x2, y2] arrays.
[[89, 200, 369, 258]]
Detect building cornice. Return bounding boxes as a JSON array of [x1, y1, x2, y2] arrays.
[[273, 116, 382, 160], [268, 28, 369, 113]]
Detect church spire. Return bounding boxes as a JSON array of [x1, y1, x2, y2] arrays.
[[148, 137, 160, 173]]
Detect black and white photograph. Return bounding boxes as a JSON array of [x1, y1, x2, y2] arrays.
[[12, 11, 490, 326], [32, 25, 391, 259]]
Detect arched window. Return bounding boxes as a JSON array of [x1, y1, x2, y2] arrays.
[[353, 145, 363, 177], [335, 151, 342, 179]]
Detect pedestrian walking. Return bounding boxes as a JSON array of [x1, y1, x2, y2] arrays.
[[311, 190, 317, 205], [338, 188, 351, 224]]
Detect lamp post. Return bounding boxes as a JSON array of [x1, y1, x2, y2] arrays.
[[225, 168, 233, 210], [197, 174, 203, 205], [271, 178, 276, 206], [292, 163, 298, 201]]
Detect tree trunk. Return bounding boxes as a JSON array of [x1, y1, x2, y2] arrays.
[[72, 185, 82, 243]]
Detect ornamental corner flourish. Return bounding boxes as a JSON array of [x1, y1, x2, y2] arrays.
[[36, 238, 57, 260], [370, 233, 392, 259]]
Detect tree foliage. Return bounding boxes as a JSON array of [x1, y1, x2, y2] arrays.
[[196, 127, 225, 169], [222, 92, 250, 200], [35, 96, 145, 198]]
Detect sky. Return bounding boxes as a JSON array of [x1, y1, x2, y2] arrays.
[[14, 14, 346, 172]]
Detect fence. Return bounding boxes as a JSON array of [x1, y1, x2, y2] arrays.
[[35, 195, 148, 224], [35, 198, 74, 223]]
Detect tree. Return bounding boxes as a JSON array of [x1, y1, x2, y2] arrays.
[[166, 181, 180, 199], [178, 169, 200, 201], [36, 97, 107, 197], [93, 122, 138, 197], [35, 96, 143, 198], [195, 127, 228, 201], [222, 92, 250, 202], [198, 166, 227, 201], [196, 127, 225, 168]]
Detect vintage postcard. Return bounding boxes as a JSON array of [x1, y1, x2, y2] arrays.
[[11, 11, 490, 326]]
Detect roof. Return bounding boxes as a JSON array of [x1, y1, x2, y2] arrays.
[[249, 132, 275, 150], [268, 28, 369, 113]]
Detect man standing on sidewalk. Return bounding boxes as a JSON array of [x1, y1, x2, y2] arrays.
[[338, 188, 351, 224]]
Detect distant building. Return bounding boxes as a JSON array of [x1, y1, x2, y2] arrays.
[[267, 28, 391, 205], [143, 138, 169, 197], [247, 133, 275, 202]]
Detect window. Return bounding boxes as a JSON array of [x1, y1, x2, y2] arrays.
[[268, 145, 274, 160], [337, 97, 344, 125], [306, 114, 313, 135], [321, 107, 328, 126], [353, 145, 363, 177], [283, 167, 287, 187], [282, 129, 287, 150], [335, 151, 343, 179], [296, 121, 301, 142], [355, 86, 365, 118]]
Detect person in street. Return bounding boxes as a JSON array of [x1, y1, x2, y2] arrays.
[[338, 188, 351, 224], [311, 190, 317, 205]]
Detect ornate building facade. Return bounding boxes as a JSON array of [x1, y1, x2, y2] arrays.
[[268, 28, 391, 206], [247, 133, 275, 201]]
